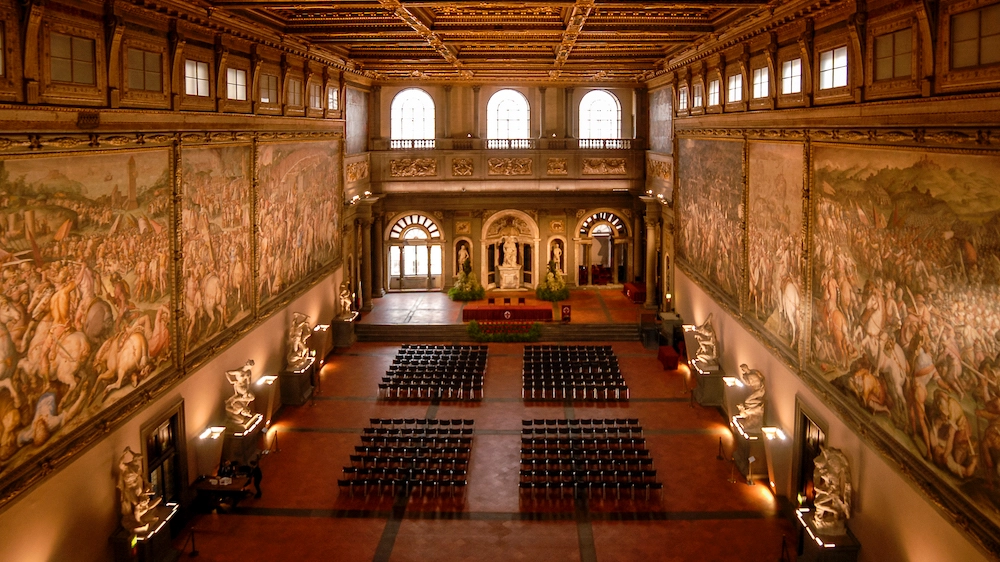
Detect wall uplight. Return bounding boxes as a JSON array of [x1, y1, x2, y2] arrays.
[[762, 426, 787, 441], [199, 426, 225, 440], [256, 375, 278, 387]]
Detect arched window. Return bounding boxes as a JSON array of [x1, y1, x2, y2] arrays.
[[390, 89, 435, 148], [579, 90, 621, 139], [487, 89, 530, 141]]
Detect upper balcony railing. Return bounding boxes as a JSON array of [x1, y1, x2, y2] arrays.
[[374, 138, 642, 151]]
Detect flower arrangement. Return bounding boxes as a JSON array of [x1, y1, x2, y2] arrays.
[[535, 259, 569, 302], [448, 257, 486, 301], [467, 320, 542, 342]]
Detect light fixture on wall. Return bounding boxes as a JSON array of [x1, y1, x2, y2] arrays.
[[256, 375, 278, 387], [761, 427, 786, 441], [199, 426, 225, 440], [722, 376, 743, 388]]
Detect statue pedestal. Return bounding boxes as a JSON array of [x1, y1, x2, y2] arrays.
[[332, 312, 358, 348], [111, 503, 180, 562], [795, 510, 860, 562], [280, 356, 315, 406], [731, 416, 765, 480], [692, 367, 725, 407], [498, 266, 522, 289], [222, 414, 264, 466]]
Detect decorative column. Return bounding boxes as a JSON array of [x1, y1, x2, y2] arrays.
[[538, 87, 546, 139], [641, 196, 658, 308], [632, 215, 643, 284], [360, 216, 373, 310], [443, 86, 452, 138], [564, 87, 574, 139], [372, 212, 385, 298], [472, 86, 481, 138]]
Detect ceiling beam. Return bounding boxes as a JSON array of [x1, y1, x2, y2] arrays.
[[211, 0, 769, 8], [376, 0, 467, 72], [553, 0, 594, 69]]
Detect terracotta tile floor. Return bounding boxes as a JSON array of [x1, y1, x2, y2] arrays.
[[176, 295, 797, 561]]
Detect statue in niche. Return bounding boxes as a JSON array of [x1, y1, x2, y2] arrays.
[[812, 447, 852, 536], [457, 243, 470, 273], [225, 360, 256, 425], [551, 240, 564, 275], [692, 313, 719, 367], [117, 446, 162, 531], [339, 281, 354, 318], [502, 235, 519, 267], [735, 364, 766, 432], [286, 313, 313, 371]]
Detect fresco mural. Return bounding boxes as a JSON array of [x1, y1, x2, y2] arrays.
[[257, 141, 342, 308], [648, 87, 673, 154], [748, 142, 804, 352], [812, 145, 1000, 527], [181, 145, 254, 358], [0, 149, 173, 475], [677, 138, 744, 305]]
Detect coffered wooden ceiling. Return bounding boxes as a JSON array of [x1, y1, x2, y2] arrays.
[[208, 0, 772, 82]]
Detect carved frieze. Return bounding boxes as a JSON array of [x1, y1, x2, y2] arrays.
[[347, 160, 370, 183], [549, 219, 565, 233], [486, 215, 532, 238], [647, 158, 672, 181], [487, 157, 532, 176], [452, 158, 474, 176], [583, 158, 627, 175], [546, 158, 568, 175], [390, 158, 437, 177], [455, 220, 471, 234]]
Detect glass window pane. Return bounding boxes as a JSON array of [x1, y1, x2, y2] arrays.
[[833, 66, 847, 87], [51, 33, 71, 59], [403, 246, 417, 275], [983, 35, 1000, 64], [430, 245, 442, 275], [128, 68, 145, 89], [875, 34, 893, 59], [896, 28, 913, 56], [389, 246, 401, 276], [876, 58, 894, 80], [416, 246, 429, 275], [983, 5, 1000, 36], [73, 37, 94, 62], [197, 61, 209, 81], [128, 48, 144, 71], [146, 68, 161, 91], [953, 39, 979, 67], [51, 58, 72, 82], [895, 51, 912, 77], [953, 11, 979, 43]]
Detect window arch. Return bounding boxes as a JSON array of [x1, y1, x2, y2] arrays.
[[579, 90, 621, 139], [389, 213, 441, 240], [487, 89, 530, 140], [579, 211, 628, 237], [390, 89, 435, 145]]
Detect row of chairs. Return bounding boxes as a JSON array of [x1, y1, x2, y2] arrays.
[[520, 468, 657, 484], [401, 344, 487, 351], [521, 383, 629, 400], [521, 427, 643, 438], [520, 457, 654, 472], [518, 480, 663, 500], [520, 437, 647, 450], [344, 466, 467, 483], [378, 381, 484, 400], [363, 427, 474, 437], [354, 445, 471, 458], [338, 478, 468, 498], [522, 418, 639, 427], [525, 345, 613, 352], [369, 418, 475, 428], [361, 436, 472, 448], [349, 454, 469, 471], [521, 447, 650, 461]]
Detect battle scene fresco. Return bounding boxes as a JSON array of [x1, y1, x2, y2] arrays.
[[181, 145, 253, 359], [677, 138, 744, 305], [812, 145, 1000, 525], [0, 150, 173, 477], [257, 141, 342, 308], [748, 142, 804, 352]]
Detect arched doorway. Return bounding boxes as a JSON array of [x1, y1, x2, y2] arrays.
[[386, 213, 444, 291], [576, 210, 631, 286], [481, 211, 539, 290]]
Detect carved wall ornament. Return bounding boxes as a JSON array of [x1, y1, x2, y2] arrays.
[[549, 219, 565, 233], [390, 158, 437, 177], [647, 158, 672, 181], [486, 215, 532, 238], [487, 157, 532, 176], [346, 160, 370, 183], [547, 158, 568, 175], [582, 157, 627, 175], [452, 157, 474, 176], [455, 220, 471, 235]]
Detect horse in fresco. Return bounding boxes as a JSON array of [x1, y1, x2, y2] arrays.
[[0, 295, 29, 353], [92, 330, 150, 402], [0, 323, 19, 408], [778, 278, 800, 348]]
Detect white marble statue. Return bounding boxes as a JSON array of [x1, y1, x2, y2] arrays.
[[692, 313, 719, 367], [286, 312, 313, 371], [736, 364, 766, 432], [502, 235, 518, 267], [552, 243, 563, 275], [225, 360, 256, 425], [457, 244, 470, 270], [339, 281, 354, 318], [812, 446, 853, 535], [117, 446, 161, 531]]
